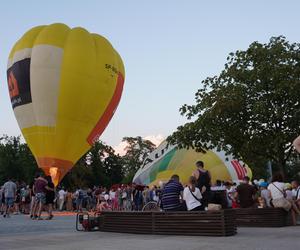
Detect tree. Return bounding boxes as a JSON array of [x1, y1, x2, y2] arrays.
[[61, 155, 94, 190], [122, 136, 156, 182], [61, 141, 124, 189], [88, 141, 124, 187], [0, 135, 38, 184], [0, 134, 157, 187], [168, 36, 300, 178]]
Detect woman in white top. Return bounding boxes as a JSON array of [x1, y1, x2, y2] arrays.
[[267, 173, 300, 226], [183, 176, 203, 211]]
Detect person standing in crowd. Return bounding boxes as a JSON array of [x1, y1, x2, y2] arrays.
[[109, 187, 117, 210], [2, 177, 17, 218], [58, 188, 67, 211], [32, 173, 48, 220], [183, 176, 203, 211], [66, 190, 73, 211], [236, 176, 256, 208], [268, 173, 300, 226], [291, 180, 300, 209], [161, 175, 184, 211], [20, 184, 26, 213], [86, 188, 93, 211], [45, 176, 55, 220], [133, 185, 143, 211], [13, 181, 21, 215], [121, 186, 128, 210], [117, 187, 123, 210], [20, 184, 31, 214], [125, 185, 133, 211], [81, 188, 89, 211], [193, 161, 211, 208], [149, 186, 156, 201], [224, 182, 235, 208], [29, 177, 37, 219], [142, 186, 150, 205], [75, 188, 83, 212]]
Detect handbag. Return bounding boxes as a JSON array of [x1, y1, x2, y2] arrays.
[[207, 203, 222, 210]]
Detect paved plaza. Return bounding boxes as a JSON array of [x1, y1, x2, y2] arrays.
[[0, 214, 299, 250]]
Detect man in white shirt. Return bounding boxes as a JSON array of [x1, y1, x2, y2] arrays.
[[58, 188, 66, 211]]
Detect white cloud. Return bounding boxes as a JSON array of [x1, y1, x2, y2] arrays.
[[113, 134, 165, 156], [143, 134, 165, 147], [113, 140, 130, 156]]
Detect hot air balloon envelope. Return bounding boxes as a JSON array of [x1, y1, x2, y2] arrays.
[[133, 141, 252, 186], [7, 23, 125, 185]]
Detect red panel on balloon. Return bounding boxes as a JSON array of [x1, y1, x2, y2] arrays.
[[87, 72, 124, 145]]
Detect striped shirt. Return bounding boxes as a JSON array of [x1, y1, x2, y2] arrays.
[[161, 180, 184, 211]]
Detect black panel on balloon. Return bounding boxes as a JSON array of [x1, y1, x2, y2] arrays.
[[7, 58, 31, 109]]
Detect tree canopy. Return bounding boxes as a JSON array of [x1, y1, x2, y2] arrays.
[[169, 36, 300, 178], [0, 135, 38, 184], [0, 135, 156, 188], [121, 136, 156, 183]]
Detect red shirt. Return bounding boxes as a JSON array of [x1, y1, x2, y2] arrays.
[[34, 178, 47, 193]]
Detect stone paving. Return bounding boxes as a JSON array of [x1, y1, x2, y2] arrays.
[[0, 213, 299, 250]]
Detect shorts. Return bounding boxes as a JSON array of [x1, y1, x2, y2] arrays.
[[35, 193, 46, 204], [272, 197, 291, 211], [5, 197, 14, 207], [76, 198, 83, 206]]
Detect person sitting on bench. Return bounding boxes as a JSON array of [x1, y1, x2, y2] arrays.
[[161, 175, 184, 211], [236, 176, 257, 208], [183, 176, 204, 211], [268, 173, 300, 226]]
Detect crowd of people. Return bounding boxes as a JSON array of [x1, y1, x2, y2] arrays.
[[0, 172, 163, 219], [160, 161, 300, 225], [1, 160, 300, 225]]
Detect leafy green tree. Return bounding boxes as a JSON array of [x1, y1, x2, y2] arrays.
[[122, 136, 156, 182], [169, 36, 300, 178], [61, 141, 124, 189], [0, 135, 38, 184], [0, 134, 156, 187], [88, 141, 124, 187], [60, 155, 94, 190]]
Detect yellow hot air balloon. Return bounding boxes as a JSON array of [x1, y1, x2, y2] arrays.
[[7, 23, 125, 186]]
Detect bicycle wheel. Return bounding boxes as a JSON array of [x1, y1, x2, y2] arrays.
[[142, 201, 160, 211]]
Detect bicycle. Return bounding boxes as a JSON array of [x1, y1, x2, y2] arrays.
[[142, 201, 161, 211]]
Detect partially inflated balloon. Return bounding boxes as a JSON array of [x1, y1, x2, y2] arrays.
[[7, 23, 125, 185], [133, 141, 252, 186]]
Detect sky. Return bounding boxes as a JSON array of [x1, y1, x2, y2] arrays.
[[1, 0, 300, 151]]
